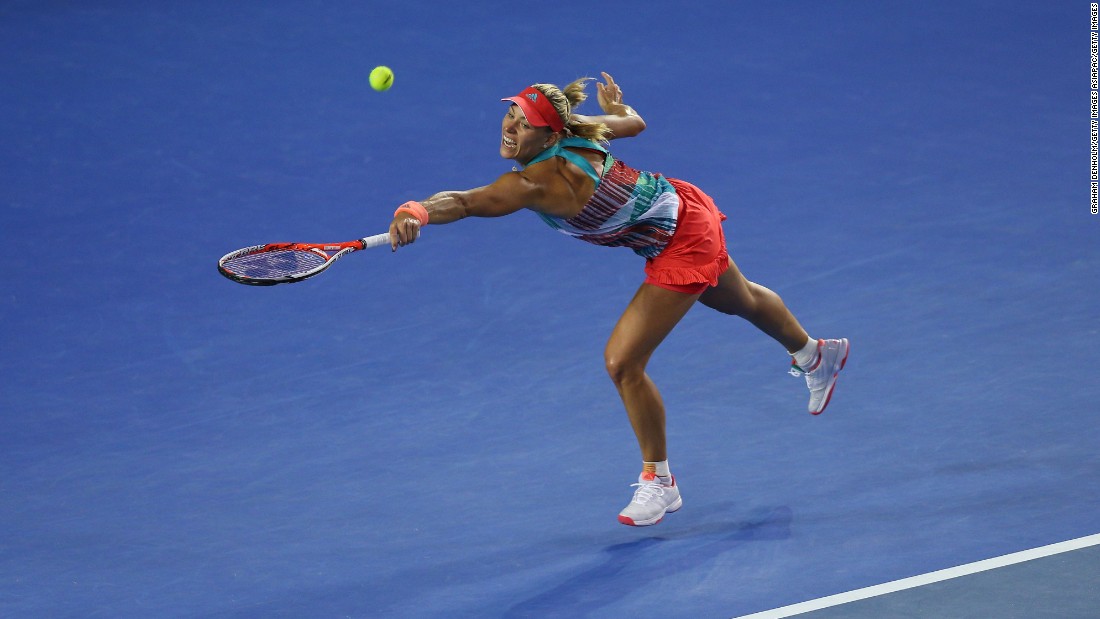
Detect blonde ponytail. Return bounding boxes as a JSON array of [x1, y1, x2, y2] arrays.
[[532, 78, 611, 142]]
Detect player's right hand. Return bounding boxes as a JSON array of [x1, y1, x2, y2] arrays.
[[389, 214, 421, 251]]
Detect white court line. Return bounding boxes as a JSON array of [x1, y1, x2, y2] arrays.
[[733, 533, 1100, 619]]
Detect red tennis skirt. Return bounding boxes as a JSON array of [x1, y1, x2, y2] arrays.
[[643, 178, 730, 294]]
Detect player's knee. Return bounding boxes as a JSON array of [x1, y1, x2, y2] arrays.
[[604, 352, 644, 387], [751, 281, 784, 316]]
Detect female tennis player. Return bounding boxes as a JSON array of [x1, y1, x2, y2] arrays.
[[389, 72, 849, 527]]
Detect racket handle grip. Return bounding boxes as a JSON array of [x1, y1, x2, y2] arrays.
[[360, 233, 392, 249]]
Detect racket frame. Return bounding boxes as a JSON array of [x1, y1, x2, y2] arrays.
[[217, 233, 389, 286]]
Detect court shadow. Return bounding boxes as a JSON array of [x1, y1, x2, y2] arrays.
[[199, 504, 792, 618], [502, 504, 793, 618]]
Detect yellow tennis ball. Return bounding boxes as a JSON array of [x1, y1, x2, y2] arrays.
[[370, 66, 394, 92]]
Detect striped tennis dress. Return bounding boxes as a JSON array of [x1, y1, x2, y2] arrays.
[[527, 137, 679, 260]]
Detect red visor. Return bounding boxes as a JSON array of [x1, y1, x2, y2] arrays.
[[501, 86, 565, 133]]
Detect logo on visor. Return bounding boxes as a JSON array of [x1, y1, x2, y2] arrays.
[[526, 93, 538, 101]]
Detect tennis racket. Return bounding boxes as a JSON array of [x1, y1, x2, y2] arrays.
[[218, 232, 391, 286]]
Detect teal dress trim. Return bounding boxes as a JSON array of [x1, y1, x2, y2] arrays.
[[524, 137, 613, 187]]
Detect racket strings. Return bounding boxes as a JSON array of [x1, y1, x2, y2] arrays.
[[223, 248, 327, 279]]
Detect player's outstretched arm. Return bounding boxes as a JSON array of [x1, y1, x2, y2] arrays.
[[389, 170, 545, 249]]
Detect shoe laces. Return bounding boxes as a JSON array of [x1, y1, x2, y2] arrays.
[[788, 360, 805, 377], [789, 359, 820, 377], [630, 481, 668, 505]]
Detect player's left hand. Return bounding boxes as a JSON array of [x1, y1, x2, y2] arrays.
[[596, 71, 626, 114]]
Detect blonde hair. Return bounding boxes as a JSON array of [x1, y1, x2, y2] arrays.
[[532, 78, 611, 142]]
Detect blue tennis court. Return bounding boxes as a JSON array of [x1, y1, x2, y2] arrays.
[[2, 2, 1097, 617]]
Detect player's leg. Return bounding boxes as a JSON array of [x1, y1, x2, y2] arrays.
[[700, 256, 849, 415], [605, 283, 698, 526], [605, 283, 699, 462], [699, 257, 809, 351]]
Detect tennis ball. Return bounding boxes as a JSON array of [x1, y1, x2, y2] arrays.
[[370, 66, 394, 92]]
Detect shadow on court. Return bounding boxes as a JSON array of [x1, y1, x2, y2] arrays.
[[195, 504, 791, 618], [504, 505, 793, 618]]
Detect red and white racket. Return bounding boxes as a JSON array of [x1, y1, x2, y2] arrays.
[[217, 233, 390, 286]]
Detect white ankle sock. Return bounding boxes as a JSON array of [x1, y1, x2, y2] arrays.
[[643, 460, 671, 478], [792, 338, 819, 369]]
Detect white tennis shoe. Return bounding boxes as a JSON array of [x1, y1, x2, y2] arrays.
[[790, 338, 850, 415], [618, 472, 682, 526]]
